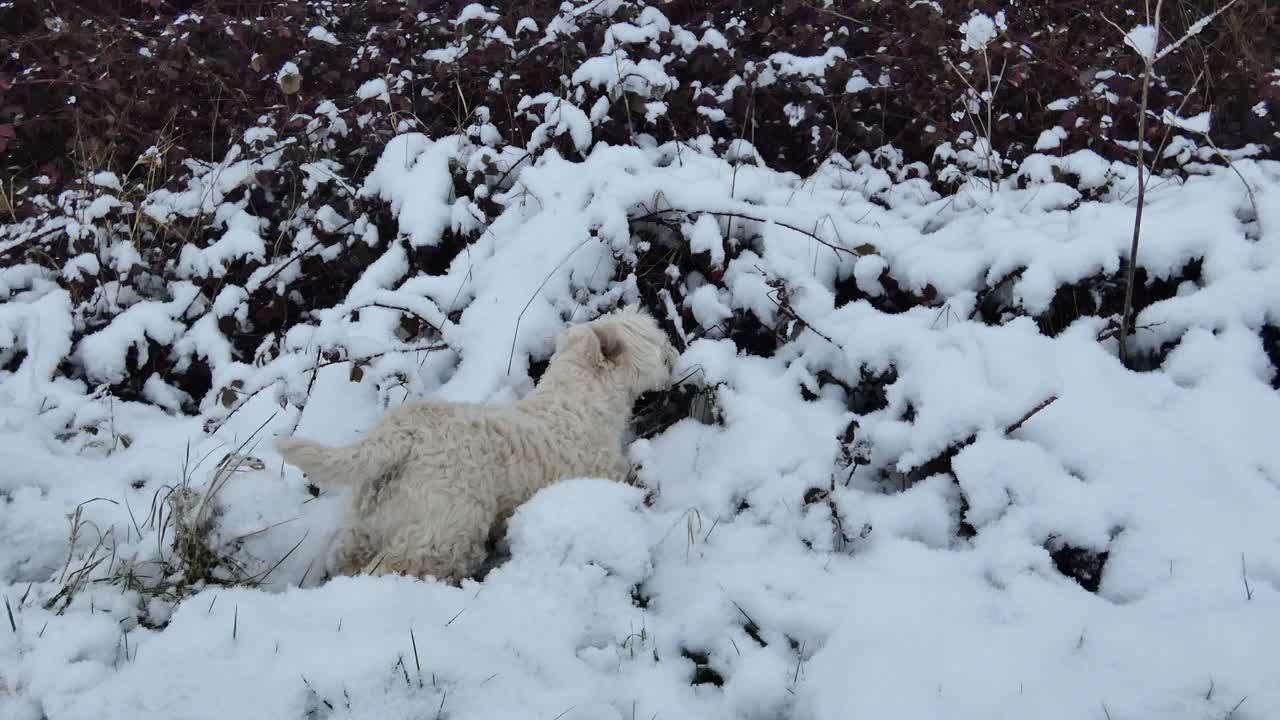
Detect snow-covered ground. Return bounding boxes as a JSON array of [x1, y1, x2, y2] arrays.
[[3, 1, 1280, 715], [3, 129, 1279, 719]]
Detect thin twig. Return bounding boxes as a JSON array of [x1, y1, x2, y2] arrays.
[[209, 344, 445, 433], [506, 234, 598, 376], [1241, 553, 1253, 600], [493, 151, 533, 190], [444, 589, 480, 627], [1154, 0, 1241, 63], [251, 530, 310, 587], [1147, 70, 1204, 180], [729, 598, 758, 629], [765, 286, 839, 347], [802, 0, 871, 27], [410, 627, 423, 687], [289, 347, 323, 434], [1118, 10, 1156, 367], [348, 302, 443, 336], [1200, 129, 1262, 232], [1004, 396, 1059, 435], [634, 208, 865, 259], [253, 218, 357, 290]]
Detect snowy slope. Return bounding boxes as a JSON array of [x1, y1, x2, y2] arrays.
[[3, 132, 1279, 719]]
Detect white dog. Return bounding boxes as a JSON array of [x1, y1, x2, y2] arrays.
[[275, 305, 679, 583]]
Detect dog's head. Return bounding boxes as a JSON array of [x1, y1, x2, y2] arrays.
[[553, 305, 679, 398]]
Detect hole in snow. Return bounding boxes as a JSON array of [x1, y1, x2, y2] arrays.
[[1047, 540, 1110, 594]]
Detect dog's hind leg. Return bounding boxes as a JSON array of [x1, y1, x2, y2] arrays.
[[366, 500, 495, 584], [333, 525, 379, 577]]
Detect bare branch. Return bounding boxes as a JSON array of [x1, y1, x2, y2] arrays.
[[1154, 0, 1241, 64]]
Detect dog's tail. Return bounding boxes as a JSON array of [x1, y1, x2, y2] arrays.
[[275, 433, 406, 488]]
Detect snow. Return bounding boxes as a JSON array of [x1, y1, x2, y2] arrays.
[[1124, 24, 1159, 62], [700, 29, 728, 51], [453, 3, 499, 26], [73, 281, 202, 385], [307, 25, 339, 45], [761, 47, 846, 83], [142, 374, 192, 414], [1034, 126, 1068, 150], [959, 11, 1006, 53], [356, 77, 391, 104], [521, 94, 593, 152], [358, 133, 461, 248], [844, 70, 871, 94], [686, 213, 725, 268], [176, 205, 267, 279], [572, 50, 678, 99], [88, 171, 122, 191], [5, 58, 1280, 720], [0, 289, 73, 406], [852, 254, 888, 296], [241, 126, 275, 144], [602, 21, 662, 52], [275, 61, 300, 84], [686, 284, 732, 329], [1163, 109, 1212, 134]]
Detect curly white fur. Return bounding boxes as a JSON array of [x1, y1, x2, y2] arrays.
[[275, 305, 678, 583]]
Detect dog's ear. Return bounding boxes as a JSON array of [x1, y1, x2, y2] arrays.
[[557, 323, 621, 366], [592, 324, 626, 364]]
